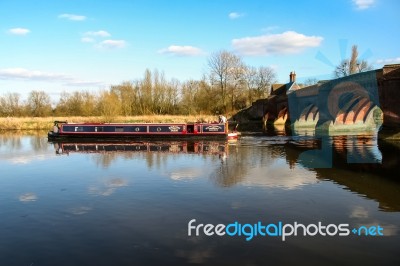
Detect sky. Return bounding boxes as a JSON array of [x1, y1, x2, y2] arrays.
[[1, 0, 399, 100]]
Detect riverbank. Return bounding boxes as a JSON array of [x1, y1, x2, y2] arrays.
[[0, 115, 217, 130], [2, 116, 399, 140]]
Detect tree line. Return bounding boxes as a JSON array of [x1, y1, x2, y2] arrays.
[[0, 50, 277, 117], [1, 46, 372, 118]]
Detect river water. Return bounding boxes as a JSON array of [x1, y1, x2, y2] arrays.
[[0, 132, 399, 265]]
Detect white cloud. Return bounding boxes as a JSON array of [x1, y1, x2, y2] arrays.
[[84, 30, 111, 37], [262, 25, 280, 32], [158, 45, 205, 56], [64, 80, 105, 87], [58, 13, 87, 21], [0, 67, 103, 87], [0, 68, 71, 81], [232, 31, 323, 56], [82, 31, 112, 44], [353, 0, 375, 9], [8, 28, 30, 35], [376, 57, 400, 65], [97, 39, 127, 49], [228, 12, 245, 19], [81, 37, 95, 43]]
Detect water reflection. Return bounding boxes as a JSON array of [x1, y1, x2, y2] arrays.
[[88, 177, 129, 196], [282, 134, 400, 211], [18, 192, 38, 202], [51, 140, 229, 169], [52, 141, 228, 156], [0, 131, 53, 164], [44, 134, 400, 211], [0, 133, 22, 150], [0, 132, 399, 265]]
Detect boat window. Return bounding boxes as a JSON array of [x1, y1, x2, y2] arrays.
[[187, 125, 194, 133], [95, 127, 103, 132], [115, 126, 124, 132], [74, 126, 84, 132]]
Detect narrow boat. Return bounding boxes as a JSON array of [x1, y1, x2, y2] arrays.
[[48, 121, 239, 140]]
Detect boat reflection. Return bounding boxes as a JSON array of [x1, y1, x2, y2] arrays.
[[50, 140, 229, 156]]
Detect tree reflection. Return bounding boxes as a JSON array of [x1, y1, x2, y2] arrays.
[[30, 135, 48, 152], [0, 133, 22, 151], [50, 136, 400, 211]]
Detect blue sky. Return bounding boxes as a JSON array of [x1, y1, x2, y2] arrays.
[[1, 0, 399, 100]]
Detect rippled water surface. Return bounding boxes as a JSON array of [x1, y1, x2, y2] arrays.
[[0, 132, 399, 265]]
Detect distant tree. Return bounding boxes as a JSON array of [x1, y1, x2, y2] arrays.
[[27, 90, 52, 117], [140, 69, 153, 114], [80, 91, 98, 116], [243, 66, 258, 104], [0, 92, 23, 116], [163, 78, 179, 114], [55, 91, 97, 116], [152, 70, 179, 114], [180, 80, 199, 115], [152, 69, 164, 114], [111, 82, 137, 116], [228, 61, 246, 112], [243, 65, 276, 105], [54, 92, 69, 115], [97, 90, 121, 121], [334, 45, 373, 78], [303, 78, 319, 87], [181, 76, 218, 114], [256, 66, 276, 98], [208, 50, 243, 112]]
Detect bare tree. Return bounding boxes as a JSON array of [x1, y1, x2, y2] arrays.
[[256, 66, 276, 98], [55, 91, 98, 116], [228, 61, 246, 112], [208, 50, 243, 112], [349, 45, 359, 74], [243, 65, 276, 105], [196, 77, 217, 114], [0, 92, 23, 116], [80, 91, 98, 116], [243, 66, 258, 104], [111, 82, 137, 116], [164, 78, 179, 114], [27, 90, 52, 117], [303, 78, 319, 87], [181, 80, 199, 115], [334, 45, 372, 78], [97, 90, 121, 121], [140, 69, 153, 114]]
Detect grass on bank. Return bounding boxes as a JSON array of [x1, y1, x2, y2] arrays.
[[0, 115, 219, 130]]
